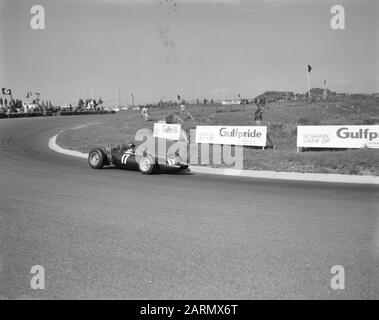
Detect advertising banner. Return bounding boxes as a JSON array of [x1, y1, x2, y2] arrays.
[[153, 123, 181, 140], [297, 125, 379, 149], [195, 126, 267, 146]]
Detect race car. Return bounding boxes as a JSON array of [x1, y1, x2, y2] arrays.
[[88, 142, 189, 174]]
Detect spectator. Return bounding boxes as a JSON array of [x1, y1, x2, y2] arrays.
[[78, 98, 84, 111], [87, 99, 94, 110], [254, 98, 265, 123], [141, 106, 149, 121]]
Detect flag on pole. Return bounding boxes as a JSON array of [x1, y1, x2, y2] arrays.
[[2, 88, 12, 95], [307, 65, 312, 73]]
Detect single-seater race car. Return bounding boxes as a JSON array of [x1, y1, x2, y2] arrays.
[[88, 142, 189, 174]]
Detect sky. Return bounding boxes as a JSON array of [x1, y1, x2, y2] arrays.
[[0, 0, 378, 105]]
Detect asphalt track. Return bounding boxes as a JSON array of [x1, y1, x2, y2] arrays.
[[0, 115, 378, 299]]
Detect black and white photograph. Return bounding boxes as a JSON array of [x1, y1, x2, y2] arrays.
[[0, 0, 378, 303]]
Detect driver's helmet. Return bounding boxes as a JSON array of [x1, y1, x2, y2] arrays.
[[125, 141, 135, 150]]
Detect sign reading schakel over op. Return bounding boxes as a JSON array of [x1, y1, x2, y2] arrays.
[[297, 125, 379, 149]]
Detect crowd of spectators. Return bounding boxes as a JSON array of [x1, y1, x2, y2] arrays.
[[0, 95, 105, 115], [0, 97, 53, 114]]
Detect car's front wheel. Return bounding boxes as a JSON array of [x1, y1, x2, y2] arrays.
[[138, 156, 155, 174], [88, 148, 105, 169]]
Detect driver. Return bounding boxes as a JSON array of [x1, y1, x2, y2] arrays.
[[120, 141, 136, 153]]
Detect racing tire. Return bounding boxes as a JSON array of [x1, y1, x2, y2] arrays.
[[138, 156, 155, 174], [88, 148, 105, 169]]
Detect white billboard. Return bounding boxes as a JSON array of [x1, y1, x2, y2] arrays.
[[153, 123, 181, 140], [297, 125, 379, 149], [195, 126, 267, 147]]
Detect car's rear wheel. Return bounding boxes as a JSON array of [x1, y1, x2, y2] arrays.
[[138, 156, 155, 174], [88, 148, 105, 169]]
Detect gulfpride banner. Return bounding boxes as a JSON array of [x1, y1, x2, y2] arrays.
[[297, 125, 379, 149], [153, 123, 181, 140], [195, 126, 267, 146]]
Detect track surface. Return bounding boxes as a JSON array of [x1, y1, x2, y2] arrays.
[[0, 115, 378, 299]]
